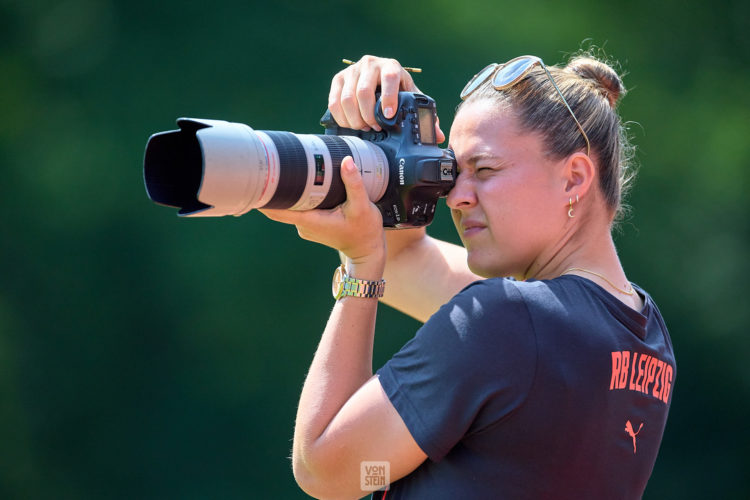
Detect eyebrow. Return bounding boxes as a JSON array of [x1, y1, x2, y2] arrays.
[[452, 149, 513, 171], [466, 152, 503, 164]]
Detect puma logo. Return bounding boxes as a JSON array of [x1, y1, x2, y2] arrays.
[[625, 420, 644, 454]]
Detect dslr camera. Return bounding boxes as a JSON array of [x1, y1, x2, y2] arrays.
[[143, 92, 457, 227]]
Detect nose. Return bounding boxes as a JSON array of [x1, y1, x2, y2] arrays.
[[446, 171, 477, 210]]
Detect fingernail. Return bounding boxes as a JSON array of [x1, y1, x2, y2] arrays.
[[384, 107, 394, 118]]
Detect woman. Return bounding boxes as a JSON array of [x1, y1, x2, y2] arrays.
[[262, 53, 675, 499]]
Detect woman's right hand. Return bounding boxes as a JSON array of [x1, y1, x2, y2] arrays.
[[328, 55, 445, 142]]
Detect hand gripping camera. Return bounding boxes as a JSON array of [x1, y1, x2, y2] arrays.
[[143, 92, 457, 227]]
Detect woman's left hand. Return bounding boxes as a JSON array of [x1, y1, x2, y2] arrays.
[[259, 156, 386, 277]]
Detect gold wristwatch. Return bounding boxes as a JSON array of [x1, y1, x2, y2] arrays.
[[332, 264, 386, 300]]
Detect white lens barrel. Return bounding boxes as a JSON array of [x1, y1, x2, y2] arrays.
[[190, 119, 272, 217], [186, 119, 389, 216], [338, 136, 389, 205], [284, 134, 336, 211]]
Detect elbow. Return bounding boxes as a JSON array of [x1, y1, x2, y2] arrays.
[[292, 452, 320, 498], [292, 447, 329, 499], [292, 447, 356, 500], [292, 457, 320, 499]]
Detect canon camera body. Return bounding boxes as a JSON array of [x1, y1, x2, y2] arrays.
[[143, 92, 456, 227]]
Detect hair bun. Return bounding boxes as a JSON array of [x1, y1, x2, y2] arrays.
[[566, 56, 625, 108]]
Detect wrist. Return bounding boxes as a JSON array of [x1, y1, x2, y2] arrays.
[[345, 253, 385, 282], [332, 263, 386, 300]]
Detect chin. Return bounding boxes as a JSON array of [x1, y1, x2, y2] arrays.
[[467, 251, 521, 279], [466, 256, 501, 279]]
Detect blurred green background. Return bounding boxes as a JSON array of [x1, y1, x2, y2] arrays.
[[1, 0, 748, 498]]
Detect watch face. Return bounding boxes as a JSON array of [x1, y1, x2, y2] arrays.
[[332, 265, 344, 299]]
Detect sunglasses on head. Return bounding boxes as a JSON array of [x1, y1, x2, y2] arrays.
[[460, 55, 591, 156]]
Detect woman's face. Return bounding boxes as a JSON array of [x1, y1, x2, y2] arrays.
[[447, 100, 569, 279]]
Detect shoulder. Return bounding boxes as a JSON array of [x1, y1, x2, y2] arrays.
[[446, 277, 606, 338], [421, 278, 536, 344], [445, 277, 528, 318], [451, 277, 571, 314]]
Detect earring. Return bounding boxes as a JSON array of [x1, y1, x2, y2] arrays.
[[568, 195, 579, 218]]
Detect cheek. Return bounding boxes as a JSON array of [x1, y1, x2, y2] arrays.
[[482, 176, 559, 237], [450, 207, 460, 228], [479, 176, 530, 222]]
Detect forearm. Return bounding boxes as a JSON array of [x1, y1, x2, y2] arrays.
[[292, 260, 383, 483], [381, 229, 481, 323]]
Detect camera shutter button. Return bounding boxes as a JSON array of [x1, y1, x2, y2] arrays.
[[375, 104, 398, 128]]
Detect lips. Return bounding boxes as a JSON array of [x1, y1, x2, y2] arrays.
[[461, 219, 486, 238]]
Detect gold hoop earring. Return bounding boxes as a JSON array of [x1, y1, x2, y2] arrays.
[[568, 197, 575, 218]]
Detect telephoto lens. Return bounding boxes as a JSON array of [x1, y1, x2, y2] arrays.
[[144, 118, 389, 217]]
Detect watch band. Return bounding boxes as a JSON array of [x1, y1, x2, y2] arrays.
[[332, 264, 386, 300]]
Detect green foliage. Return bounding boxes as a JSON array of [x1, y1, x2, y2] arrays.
[[0, 0, 747, 497]]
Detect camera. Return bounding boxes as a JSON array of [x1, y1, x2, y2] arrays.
[[143, 92, 457, 227]]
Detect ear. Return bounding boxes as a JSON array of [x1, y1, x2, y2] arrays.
[[562, 152, 596, 199]]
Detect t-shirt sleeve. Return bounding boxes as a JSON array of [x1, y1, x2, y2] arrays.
[[377, 278, 537, 461]]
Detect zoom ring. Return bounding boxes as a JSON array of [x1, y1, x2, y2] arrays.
[[263, 131, 309, 209]]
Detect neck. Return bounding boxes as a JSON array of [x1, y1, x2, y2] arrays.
[[519, 217, 642, 310], [521, 213, 629, 290]]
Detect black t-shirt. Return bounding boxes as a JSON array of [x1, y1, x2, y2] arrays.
[[375, 275, 675, 499]]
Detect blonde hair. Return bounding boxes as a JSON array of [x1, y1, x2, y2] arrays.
[[461, 53, 636, 222]]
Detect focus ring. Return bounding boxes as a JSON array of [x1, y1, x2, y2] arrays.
[[317, 135, 352, 209]]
